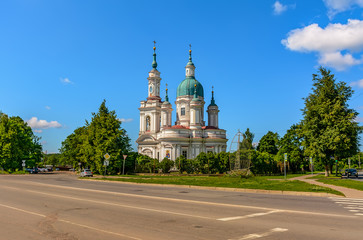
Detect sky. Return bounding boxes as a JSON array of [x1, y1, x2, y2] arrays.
[[0, 0, 363, 153]]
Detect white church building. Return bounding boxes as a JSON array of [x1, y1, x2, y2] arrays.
[[136, 46, 227, 161]]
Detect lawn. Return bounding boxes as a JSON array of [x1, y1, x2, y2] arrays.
[[92, 174, 343, 195], [311, 175, 363, 191]]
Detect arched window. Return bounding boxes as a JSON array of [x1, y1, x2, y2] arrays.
[[146, 116, 151, 131]]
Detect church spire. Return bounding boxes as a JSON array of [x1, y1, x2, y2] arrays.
[[165, 83, 169, 102], [185, 44, 196, 78], [152, 41, 158, 70], [187, 44, 194, 66], [209, 86, 217, 106]]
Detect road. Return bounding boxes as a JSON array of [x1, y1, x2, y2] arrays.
[[1, 173, 362, 240]]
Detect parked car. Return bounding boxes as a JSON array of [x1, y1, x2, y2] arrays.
[[80, 169, 93, 177], [344, 168, 358, 178], [25, 168, 38, 174]]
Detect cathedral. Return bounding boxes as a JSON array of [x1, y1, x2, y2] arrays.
[[136, 46, 227, 161]]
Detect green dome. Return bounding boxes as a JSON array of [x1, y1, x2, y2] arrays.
[[177, 77, 204, 97]]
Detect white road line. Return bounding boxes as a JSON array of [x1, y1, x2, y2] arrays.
[[229, 228, 288, 240], [218, 210, 281, 221], [336, 202, 363, 205], [355, 213, 363, 216], [1, 183, 356, 219], [349, 210, 360, 212], [0, 202, 142, 240], [344, 207, 363, 210], [330, 197, 363, 202], [26, 188, 216, 220]]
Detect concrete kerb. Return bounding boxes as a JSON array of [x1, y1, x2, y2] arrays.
[[79, 177, 340, 198]]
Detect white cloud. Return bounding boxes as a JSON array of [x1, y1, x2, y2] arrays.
[[355, 116, 363, 122], [45, 106, 51, 110], [41, 141, 47, 145], [34, 129, 43, 133], [26, 117, 62, 130], [323, 0, 363, 19], [350, 79, 363, 88], [273, 1, 288, 15], [60, 77, 73, 84], [118, 118, 133, 123], [282, 19, 363, 70]]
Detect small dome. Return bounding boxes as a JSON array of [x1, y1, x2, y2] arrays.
[[177, 77, 204, 97]]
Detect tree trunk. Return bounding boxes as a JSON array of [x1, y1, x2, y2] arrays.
[[325, 165, 329, 176]]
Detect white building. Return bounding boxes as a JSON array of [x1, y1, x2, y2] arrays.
[[136, 46, 227, 161]]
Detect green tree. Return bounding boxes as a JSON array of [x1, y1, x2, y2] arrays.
[[301, 67, 362, 176], [60, 100, 132, 174], [159, 157, 174, 173], [257, 131, 279, 155], [0, 113, 42, 171], [277, 124, 304, 173], [241, 128, 254, 150]]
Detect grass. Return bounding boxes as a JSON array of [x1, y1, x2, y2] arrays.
[[91, 174, 342, 196], [310, 175, 363, 191]]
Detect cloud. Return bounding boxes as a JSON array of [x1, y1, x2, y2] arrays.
[[282, 19, 363, 70], [41, 141, 47, 145], [26, 117, 62, 130], [34, 129, 43, 133], [355, 116, 363, 122], [273, 1, 288, 15], [118, 118, 133, 123], [323, 0, 363, 19], [350, 79, 363, 88], [45, 106, 51, 110], [60, 77, 73, 84]]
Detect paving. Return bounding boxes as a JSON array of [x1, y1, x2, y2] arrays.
[[290, 174, 363, 199]]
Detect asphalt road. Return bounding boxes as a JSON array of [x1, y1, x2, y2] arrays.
[[1, 173, 363, 240]]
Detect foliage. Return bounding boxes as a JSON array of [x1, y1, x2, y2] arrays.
[[276, 124, 305, 173], [240, 128, 254, 150], [0, 113, 42, 171], [159, 157, 174, 173], [136, 154, 158, 173], [59, 100, 132, 174], [256, 131, 279, 154], [300, 67, 362, 176]]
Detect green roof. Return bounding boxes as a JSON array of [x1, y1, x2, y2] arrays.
[[177, 77, 204, 97]]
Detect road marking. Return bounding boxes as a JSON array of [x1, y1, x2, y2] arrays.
[[330, 197, 363, 202], [355, 213, 363, 216], [23, 188, 216, 220], [229, 228, 288, 240], [349, 210, 360, 212], [218, 210, 281, 221], [0, 202, 142, 240], [336, 202, 363, 205], [1, 182, 356, 219]]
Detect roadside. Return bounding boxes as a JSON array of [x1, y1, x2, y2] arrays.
[[290, 174, 363, 199], [82, 174, 343, 197]]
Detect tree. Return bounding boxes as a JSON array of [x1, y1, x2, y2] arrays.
[[60, 100, 132, 174], [241, 128, 254, 150], [301, 67, 362, 176], [277, 124, 304, 173], [159, 157, 174, 173], [257, 131, 279, 155], [0, 113, 42, 171]]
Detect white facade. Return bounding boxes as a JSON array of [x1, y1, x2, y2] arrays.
[[136, 48, 227, 161]]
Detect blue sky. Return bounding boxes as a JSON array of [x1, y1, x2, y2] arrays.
[[1, 0, 362, 153]]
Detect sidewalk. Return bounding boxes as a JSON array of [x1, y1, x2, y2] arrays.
[[291, 174, 363, 199]]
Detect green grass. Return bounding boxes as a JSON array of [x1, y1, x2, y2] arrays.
[[91, 175, 342, 196], [314, 177, 363, 191]]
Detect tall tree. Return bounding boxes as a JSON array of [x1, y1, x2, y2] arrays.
[[277, 124, 304, 173], [0, 113, 42, 170], [241, 128, 254, 150], [257, 131, 279, 155], [60, 100, 132, 174], [301, 67, 362, 176]]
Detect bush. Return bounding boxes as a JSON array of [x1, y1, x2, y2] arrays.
[[159, 158, 174, 173]]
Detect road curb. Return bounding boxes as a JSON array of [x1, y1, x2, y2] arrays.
[[80, 178, 341, 198]]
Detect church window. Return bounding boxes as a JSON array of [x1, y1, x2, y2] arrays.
[[146, 116, 151, 131], [181, 108, 185, 116], [182, 150, 187, 158]]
